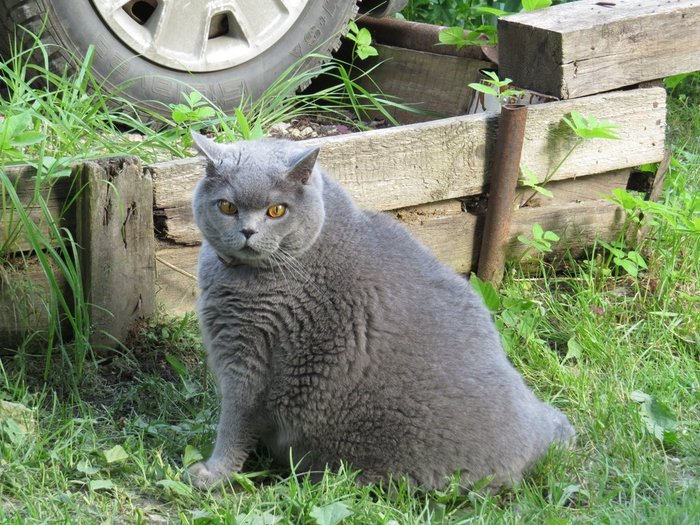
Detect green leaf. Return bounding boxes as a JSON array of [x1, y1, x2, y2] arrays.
[[470, 273, 500, 312], [631, 391, 679, 446], [185, 91, 203, 107], [356, 45, 379, 60], [533, 185, 554, 198], [563, 337, 583, 363], [12, 131, 46, 147], [0, 418, 25, 446], [517, 234, 532, 246], [157, 479, 194, 497], [522, 0, 552, 12], [356, 28, 372, 47], [520, 166, 538, 186], [663, 72, 695, 90], [614, 256, 638, 277], [89, 479, 115, 491], [532, 223, 545, 239], [438, 27, 467, 48], [235, 108, 251, 138], [474, 6, 509, 16], [564, 111, 620, 140], [598, 240, 625, 258], [309, 502, 353, 525], [191, 510, 215, 525], [543, 230, 560, 242], [76, 459, 101, 476], [182, 445, 203, 467], [165, 353, 187, 379], [103, 444, 129, 464], [249, 122, 265, 140], [171, 108, 190, 124], [468, 83, 498, 97], [238, 511, 283, 525], [608, 188, 641, 212], [232, 472, 257, 494], [193, 106, 216, 119], [626, 251, 647, 269], [638, 163, 658, 173]]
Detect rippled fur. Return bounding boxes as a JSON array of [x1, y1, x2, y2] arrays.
[[188, 134, 574, 490]]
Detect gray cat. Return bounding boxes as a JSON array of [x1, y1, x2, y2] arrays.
[[187, 134, 574, 490]]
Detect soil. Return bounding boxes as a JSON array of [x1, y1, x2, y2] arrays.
[[267, 114, 392, 140]]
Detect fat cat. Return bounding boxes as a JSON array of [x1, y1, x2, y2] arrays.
[[187, 133, 574, 490]]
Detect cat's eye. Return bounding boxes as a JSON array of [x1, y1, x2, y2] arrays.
[[217, 200, 238, 215], [266, 204, 287, 219]]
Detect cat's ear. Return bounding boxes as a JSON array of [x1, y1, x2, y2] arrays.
[[288, 147, 320, 185], [191, 131, 225, 165]]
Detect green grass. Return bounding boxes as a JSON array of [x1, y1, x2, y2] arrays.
[[1, 30, 699, 525]]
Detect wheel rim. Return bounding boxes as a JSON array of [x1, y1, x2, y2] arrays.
[[92, 0, 309, 72]]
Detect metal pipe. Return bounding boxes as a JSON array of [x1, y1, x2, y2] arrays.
[[477, 104, 529, 287]]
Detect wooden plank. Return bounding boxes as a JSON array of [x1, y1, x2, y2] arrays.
[[358, 44, 492, 123], [75, 157, 155, 348], [515, 169, 630, 209], [150, 159, 205, 246], [0, 165, 73, 253], [499, 0, 700, 99], [508, 199, 625, 259], [155, 246, 199, 318], [359, 15, 491, 60], [151, 87, 665, 245], [0, 258, 68, 348], [393, 200, 476, 273]]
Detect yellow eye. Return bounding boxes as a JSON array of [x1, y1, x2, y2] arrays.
[[218, 200, 238, 215], [266, 204, 287, 219]]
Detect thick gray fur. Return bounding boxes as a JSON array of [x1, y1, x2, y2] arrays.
[[188, 134, 575, 490]]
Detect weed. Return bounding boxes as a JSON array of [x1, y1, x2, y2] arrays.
[[467, 70, 524, 106], [517, 223, 561, 256], [346, 22, 379, 61]]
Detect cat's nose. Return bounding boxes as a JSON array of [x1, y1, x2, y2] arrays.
[[240, 228, 256, 239]]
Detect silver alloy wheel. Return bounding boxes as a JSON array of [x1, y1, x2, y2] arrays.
[[92, 0, 309, 72]]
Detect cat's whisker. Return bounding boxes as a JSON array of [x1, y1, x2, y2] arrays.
[[276, 249, 330, 301]]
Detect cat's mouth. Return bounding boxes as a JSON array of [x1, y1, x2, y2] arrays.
[[239, 245, 258, 255]]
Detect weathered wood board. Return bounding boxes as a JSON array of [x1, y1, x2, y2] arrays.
[[151, 87, 665, 245], [499, 0, 700, 99], [0, 258, 68, 348], [74, 157, 155, 348], [0, 166, 74, 253], [359, 44, 492, 123], [155, 169, 633, 315]]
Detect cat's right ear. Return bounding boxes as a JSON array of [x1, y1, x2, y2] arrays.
[[288, 147, 320, 185], [191, 132, 225, 165]]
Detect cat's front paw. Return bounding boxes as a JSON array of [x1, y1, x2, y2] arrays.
[[187, 461, 229, 489]]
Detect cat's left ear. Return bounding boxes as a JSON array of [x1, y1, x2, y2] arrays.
[[288, 147, 320, 185], [191, 131, 225, 165]]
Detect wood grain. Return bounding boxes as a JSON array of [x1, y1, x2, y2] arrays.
[[0, 165, 74, 253], [499, 0, 700, 98], [358, 44, 492, 123], [75, 157, 155, 348], [151, 87, 665, 245]]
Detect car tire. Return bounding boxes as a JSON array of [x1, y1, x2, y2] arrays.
[[0, 0, 359, 115]]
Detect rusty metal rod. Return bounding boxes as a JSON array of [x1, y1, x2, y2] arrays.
[[477, 104, 529, 287]]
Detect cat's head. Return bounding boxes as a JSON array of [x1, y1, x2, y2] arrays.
[[191, 134, 325, 266]]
